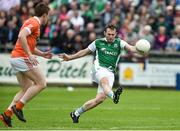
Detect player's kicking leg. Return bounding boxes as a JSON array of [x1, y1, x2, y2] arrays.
[[12, 67, 46, 122], [70, 93, 106, 123], [99, 77, 123, 104]]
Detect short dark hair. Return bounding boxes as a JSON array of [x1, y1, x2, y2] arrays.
[[35, 2, 50, 17], [104, 24, 117, 32]]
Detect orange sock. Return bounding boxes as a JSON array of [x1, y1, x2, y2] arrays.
[[4, 110, 13, 117], [16, 101, 24, 110]]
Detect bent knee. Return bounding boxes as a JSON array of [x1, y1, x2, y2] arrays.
[[37, 81, 47, 89], [41, 81, 47, 89], [100, 78, 109, 86]]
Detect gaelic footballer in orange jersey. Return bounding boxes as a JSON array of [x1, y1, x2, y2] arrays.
[[0, 2, 51, 128]]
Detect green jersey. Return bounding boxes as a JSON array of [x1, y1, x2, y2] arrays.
[[88, 37, 126, 72]]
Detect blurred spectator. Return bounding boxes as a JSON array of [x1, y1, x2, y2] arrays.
[[7, 20, 18, 44], [126, 12, 137, 32], [121, 0, 131, 13], [49, 20, 60, 51], [20, 5, 29, 23], [126, 27, 138, 45], [112, 7, 124, 28], [138, 5, 149, 26], [150, 0, 166, 16], [154, 26, 169, 50], [165, 25, 180, 51], [0, 0, 20, 12], [88, 32, 96, 44], [51, 20, 70, 54], [59, 4, 69, 21], [118, 19, 130, 41], [67, 0, 78, 19], [165, 5, 174, 36], [74, 34, 83, 52], [7, 8, 22, 28], [147, 15, 157, 32], [112, 0, 122, 10], [156, 14, 168, 31], [139, 25, 154, 47], [70, 10, 84, 31], [165, 32, 180, 52], [82, 22, 95, 40], [101, 2, 112, 27], [81, 2, 94, 26], [94, 0, 107, 15], [63, 29, 75, 53]]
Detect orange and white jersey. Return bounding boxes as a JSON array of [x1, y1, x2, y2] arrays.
[[11, 16, 41, 58]]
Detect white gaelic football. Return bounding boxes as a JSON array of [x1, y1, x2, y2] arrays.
[[135, 39, 151, 53]]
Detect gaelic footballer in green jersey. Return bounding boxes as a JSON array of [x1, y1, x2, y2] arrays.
[[59, 24, 142, 123]]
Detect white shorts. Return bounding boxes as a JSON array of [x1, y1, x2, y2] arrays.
[[9, 57, 38, 74], [91, 66, 114, 93]]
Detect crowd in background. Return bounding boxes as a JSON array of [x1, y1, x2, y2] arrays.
[[0, 0, 180, 54]]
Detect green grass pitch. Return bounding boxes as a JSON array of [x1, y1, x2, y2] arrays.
[[0, 86, 180, 130]]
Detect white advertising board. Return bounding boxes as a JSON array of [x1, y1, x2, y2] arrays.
[[0, 54, 93, 84], [119, 63, 180, 87]]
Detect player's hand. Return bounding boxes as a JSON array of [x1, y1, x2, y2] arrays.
[[58, 53, 70, 61], [28, 55, 39, 66], [43, 50, 53, 59]]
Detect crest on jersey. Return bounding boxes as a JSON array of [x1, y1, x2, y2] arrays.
[[114, 44, 118, 48], [101, 48, 106, 52]]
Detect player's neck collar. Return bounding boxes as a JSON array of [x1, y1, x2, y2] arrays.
[[104, 38, 115, 43], [34, 16, 41, 25]]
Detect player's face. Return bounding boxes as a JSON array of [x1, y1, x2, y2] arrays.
[[42, 13, 49, 25], [104, 28, 117, 43]]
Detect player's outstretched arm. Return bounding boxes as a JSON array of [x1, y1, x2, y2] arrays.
[[123, 40, 148, 55], [123, 40, 138, 53], [124, 39, 150, 55], [34, 48, 53, 59], [58, 48, 92, 61]]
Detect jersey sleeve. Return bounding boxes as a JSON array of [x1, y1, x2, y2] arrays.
[[120, 39, 128, 50], [88, 41, 96, 52], [23, 20, 38, 35]]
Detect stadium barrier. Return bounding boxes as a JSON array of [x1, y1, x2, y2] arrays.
[[0, 54, 93, 84], [1, 54, 180, 88], [119, 63, 180, 88]]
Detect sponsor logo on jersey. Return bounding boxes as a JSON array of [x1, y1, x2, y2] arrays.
[[104, 51, 118, 56], [100, 48, 118, 56]]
